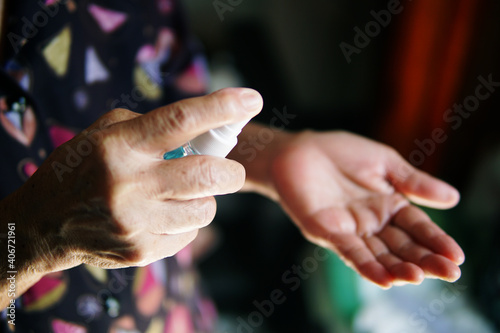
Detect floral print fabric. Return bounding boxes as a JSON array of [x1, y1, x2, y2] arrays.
[[0, 1, 214, 332]]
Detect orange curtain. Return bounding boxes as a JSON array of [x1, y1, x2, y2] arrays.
[[378, 0, 479, 173]]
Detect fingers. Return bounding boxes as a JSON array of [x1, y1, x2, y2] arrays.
[[392, 206, 465, 265], [92, 196, 214, 267], [148, 197, 217, 235], [317, 203, 463, 287], [142, 155, 246, 200], [156, 230, 199, 259], [306, 203, 424, 287], [114, 88, 263, 156], [302, 211, 392, 287], [329, 232, 427, 288], [378, 224, 462, 282], [327, 233, 393, 288], [365, 235, 425, 284], [139, 230, 200, 264], [386, 151, 460, 209], [402, 171, 460, 209]]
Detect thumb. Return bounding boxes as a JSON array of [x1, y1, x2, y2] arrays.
[[112, 87, 263, 157], [387, 153, 460, 209]]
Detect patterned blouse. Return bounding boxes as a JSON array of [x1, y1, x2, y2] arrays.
[[0, 0, 216, 332]]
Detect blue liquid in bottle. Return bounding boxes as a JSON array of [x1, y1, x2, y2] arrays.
[[163, 142, 199, 160]]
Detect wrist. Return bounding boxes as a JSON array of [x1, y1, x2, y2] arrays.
[[229, 122, 294, 200], [1, 179, 77, 280], [1, 190, 50, 307]]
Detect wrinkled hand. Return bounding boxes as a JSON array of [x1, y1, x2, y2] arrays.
[[21, 88, 262, 272], [270, 131, 464, 288]]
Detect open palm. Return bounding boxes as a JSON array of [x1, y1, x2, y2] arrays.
[[270, 131, 464, 288]]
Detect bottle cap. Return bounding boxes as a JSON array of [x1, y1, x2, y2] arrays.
[[190, 119, 250, 157]]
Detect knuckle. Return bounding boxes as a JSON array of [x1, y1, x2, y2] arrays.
[[159, 103, 194, 135], [194, 157, 245, 194], [386, 146, 402, 159], [211, 88, 236, 115], [162, 198, 216, 234], [182, 198, 216, 230], [100, 108, 137, 129], [190, 157, 218, 193], [108, 108, 129, 118], [231, 161, 246, 189], [386, 145, 408, 165], [199, 197, 217, 227]]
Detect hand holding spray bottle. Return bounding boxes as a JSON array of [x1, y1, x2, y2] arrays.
[[163, 119, 250, 160]]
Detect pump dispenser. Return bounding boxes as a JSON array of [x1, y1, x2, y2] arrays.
[[163, 119, 250, 160]]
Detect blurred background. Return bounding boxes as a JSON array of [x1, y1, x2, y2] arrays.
[[182, 0, 500, 332]]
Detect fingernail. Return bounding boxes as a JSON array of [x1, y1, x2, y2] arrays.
[[240, 89, 262, 111]]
